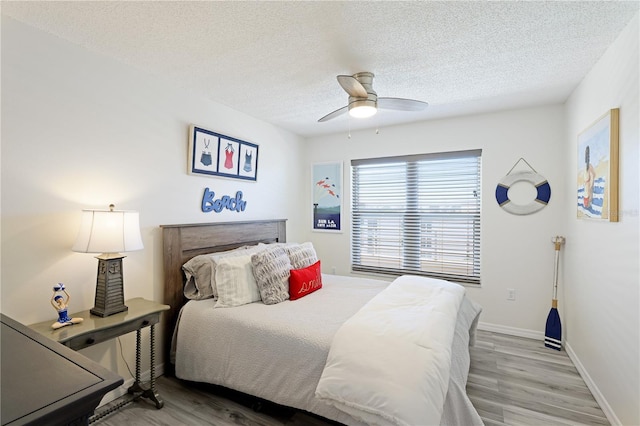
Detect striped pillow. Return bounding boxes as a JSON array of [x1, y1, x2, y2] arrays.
[[214, 255, 261, 308]]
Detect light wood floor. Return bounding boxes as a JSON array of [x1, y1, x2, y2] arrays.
[[467, 331, 608, 426], [94, 330, 608, 426]]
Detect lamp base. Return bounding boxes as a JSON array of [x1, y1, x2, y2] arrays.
[[90, 305, 128, 318], [91, 254, 128, 317]]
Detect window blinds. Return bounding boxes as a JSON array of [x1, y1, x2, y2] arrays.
[[351, 149, 481, 285]]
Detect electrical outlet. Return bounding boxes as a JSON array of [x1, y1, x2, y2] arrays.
[[332, 266, 336, 274], [507, 288, 516, 301]]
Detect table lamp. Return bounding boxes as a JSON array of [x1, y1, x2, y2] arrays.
[[72, 204, 143, 317]]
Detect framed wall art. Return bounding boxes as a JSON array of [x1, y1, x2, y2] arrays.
[[188, 125, 258, 181], [576, 108, 619, 222], [312, 161, 343, 232]]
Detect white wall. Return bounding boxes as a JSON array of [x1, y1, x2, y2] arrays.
[[1, 16, 306, 379], [304, 104, 567, 334], [564, 13, 639, 426]]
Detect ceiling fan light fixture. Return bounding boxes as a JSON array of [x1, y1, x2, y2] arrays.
[[349, 100, 377, 118], [349, 105, 377, 118]]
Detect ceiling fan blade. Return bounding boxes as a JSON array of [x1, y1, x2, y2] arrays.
[[337, 75, 368, 98], [318, 105, 348, 122], [378, 97, 429, 111]]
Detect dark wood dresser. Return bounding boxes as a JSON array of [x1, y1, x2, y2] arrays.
[[1, 313, 123, 425]]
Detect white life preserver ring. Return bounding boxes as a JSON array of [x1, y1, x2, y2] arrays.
[[495, 171, 551, 215]]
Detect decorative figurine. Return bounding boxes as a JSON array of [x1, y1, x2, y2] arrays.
[[50, 283, 83, 329]]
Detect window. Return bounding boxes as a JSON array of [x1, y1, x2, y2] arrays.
[[351, 150, 481, 285]]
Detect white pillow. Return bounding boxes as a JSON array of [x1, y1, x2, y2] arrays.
[[182, 244, 265, 301], [214, 255, 262, 308]]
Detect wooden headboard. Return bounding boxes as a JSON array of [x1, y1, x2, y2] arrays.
[[161, 219, 287, 364]]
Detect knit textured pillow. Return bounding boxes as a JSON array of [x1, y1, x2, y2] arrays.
[[285, 242, 318, 270], [251, 245, 292, 305]]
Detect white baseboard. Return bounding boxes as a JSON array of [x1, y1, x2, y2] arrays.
[[98, 363, 165, 407], [564, 342, 620, 426], [478, 321, 544, 340]]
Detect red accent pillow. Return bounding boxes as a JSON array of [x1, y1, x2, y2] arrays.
[[289, 260, 322, 300]]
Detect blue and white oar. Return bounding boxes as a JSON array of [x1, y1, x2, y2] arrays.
[[545, 236, 565, 350]]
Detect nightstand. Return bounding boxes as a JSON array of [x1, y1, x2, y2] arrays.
[[29, 298, 170, 420]]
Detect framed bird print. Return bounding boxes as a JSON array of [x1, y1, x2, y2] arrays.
[[188, 125, 258, 181], [312, 162, 343, 232]]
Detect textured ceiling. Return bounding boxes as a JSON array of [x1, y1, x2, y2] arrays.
[[3, 1, 638, 138]]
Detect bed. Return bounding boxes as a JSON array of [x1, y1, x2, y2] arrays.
[[162, 220, 483, 426]]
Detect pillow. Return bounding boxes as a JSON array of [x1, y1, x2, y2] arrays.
[[182, 244, 265, 300], [285, 242, 318, 270], [289, 260, 322, 300], [214, 255, 262, 308], [183, 255, 217, 300], [251, 245, 292, 305]]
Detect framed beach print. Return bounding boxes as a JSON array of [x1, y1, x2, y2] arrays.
[[312, 162, 343, 232], [188, 125, 258, 181], [576, 108, 619, 222]]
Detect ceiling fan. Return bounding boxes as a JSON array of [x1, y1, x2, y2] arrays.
[[318, 72, 428, 122]]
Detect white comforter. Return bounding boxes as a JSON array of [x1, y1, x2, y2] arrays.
[[174, 274, 482, 426], [315, 275, 465, 426]]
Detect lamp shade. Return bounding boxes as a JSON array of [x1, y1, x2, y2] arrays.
[[72, 205, 143, 254]]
